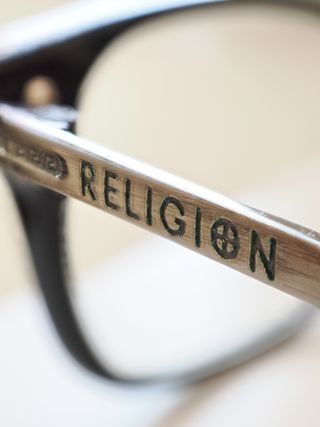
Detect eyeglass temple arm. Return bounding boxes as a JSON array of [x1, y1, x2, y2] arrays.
[[0, 103, 319, 306]]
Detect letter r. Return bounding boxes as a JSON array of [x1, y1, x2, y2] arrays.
[[80, 160, 96, 201]]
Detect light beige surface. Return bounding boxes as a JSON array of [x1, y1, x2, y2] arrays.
[[0, 287, 319, 426], [153, 314, 320, 427], [0, 0, 69, 24]]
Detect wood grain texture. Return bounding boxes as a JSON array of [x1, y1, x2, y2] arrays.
[[0, 103, 319, 306]]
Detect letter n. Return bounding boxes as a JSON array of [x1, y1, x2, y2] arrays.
[[249, 230, 276, 281]]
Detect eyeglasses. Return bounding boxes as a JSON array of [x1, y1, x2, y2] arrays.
[[0, 0, 319, 384]]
